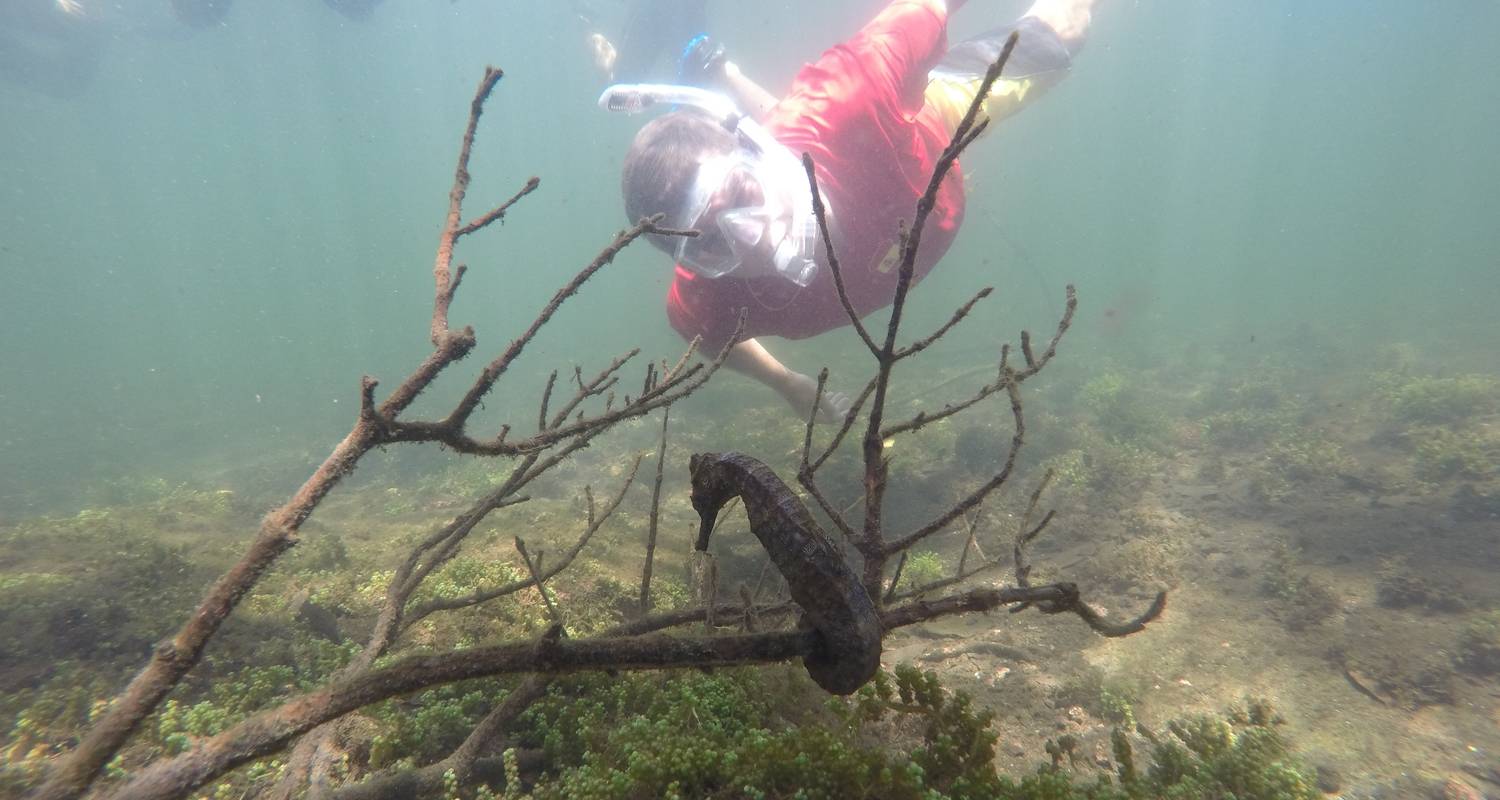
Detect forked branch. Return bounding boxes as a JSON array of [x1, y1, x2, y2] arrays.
[[37, 66, 726, 800]]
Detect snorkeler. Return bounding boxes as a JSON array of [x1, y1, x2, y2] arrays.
[[603, 0, 1096, 420]]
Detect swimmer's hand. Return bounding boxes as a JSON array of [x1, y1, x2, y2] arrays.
[[779, 370, 854, 425], [678, 34, 727, 87]]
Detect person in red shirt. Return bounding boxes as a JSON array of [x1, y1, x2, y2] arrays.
[[607, 0, 1097, 420]]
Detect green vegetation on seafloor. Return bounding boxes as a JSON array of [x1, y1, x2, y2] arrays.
[[0, 395, 1350, 800], [1030, 368, 1205, 498], [1045, 433, 1160, 498], [897, 551, 946, 591], [1195, 362, 1303, 450], [1373, 372, 1498, 425], [508, 667, 1320, 800], [1055, 667, 1145, 729], [1372, 370, 1500, 483], [1411, 426, 1496, 482], [1077, 372, 1173, 449], [1258, 543, 1338, 631], [1457, 609, 1500, 676], [0, 504, 228, 676]]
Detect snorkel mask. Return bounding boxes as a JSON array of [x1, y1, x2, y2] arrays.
[[600, 83, 822, 287]]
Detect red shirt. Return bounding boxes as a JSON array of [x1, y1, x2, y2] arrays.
[[665, 0, 965, 349]]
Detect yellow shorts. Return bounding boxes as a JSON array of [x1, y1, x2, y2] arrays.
[[923, 17, 1075, 136], [924, 72, 1038, 137]]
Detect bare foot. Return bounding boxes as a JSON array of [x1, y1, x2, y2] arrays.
[[1022, 0, 1095, 48], [587, 32, 617, 81]]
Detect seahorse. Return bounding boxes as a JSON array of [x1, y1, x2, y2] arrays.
[[688, 451, 881, 694]]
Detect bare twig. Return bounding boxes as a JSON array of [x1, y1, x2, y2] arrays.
[[881, 288, 1074, 440], [884, 372, 1025, 556], [404, 462, 639, 626], [515, 537, 561, 625], [888, 472, 1059, 604], [957, 509, 982, 575], [639, 409, 670, 613], [883, 550, 909, 605], [807, 374, 878, 472], [538, 370, 557, 431], [432, 65, 506, 344], [800, 368, 830, 467], [456, 176, 541, 239], [846, 32, 1023, 598], [893, 286, 993, 360], [802, 153, 879, 357]]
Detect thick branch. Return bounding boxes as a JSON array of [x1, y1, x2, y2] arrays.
[[95, 630, 819, 800], [33, 418, 381, 800], [34, 68, 674, 800], [100, 576, 1152, 800]]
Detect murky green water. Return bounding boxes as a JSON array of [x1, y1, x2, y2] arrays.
[[2, 1, 1496, 796]]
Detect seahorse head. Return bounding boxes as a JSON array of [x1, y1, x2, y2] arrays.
[[688, 452, 738, 550]]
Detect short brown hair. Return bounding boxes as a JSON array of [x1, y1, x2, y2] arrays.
[[622, 110, 737, 254]]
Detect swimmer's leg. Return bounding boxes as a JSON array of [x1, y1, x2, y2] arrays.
[[925, 9, 1088, 134]]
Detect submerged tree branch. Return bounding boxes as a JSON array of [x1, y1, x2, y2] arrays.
[[47, 27, 1168, 798], [37, 66, 724, 800], [95, 578, 1148, 800]]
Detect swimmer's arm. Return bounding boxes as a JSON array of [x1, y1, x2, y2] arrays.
[[717, 61, 779, 120], [725, 338, 798, 398], [709, 0, 977, 119], [727, 338, 851, 422]]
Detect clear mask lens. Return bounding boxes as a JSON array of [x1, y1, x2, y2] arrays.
[[673, 160, 774, 278], [718, 208, 769, 250], [676, 227, 737, 277]]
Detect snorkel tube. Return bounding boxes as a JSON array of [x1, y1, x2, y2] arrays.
[[598, 83, 740, 124]]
